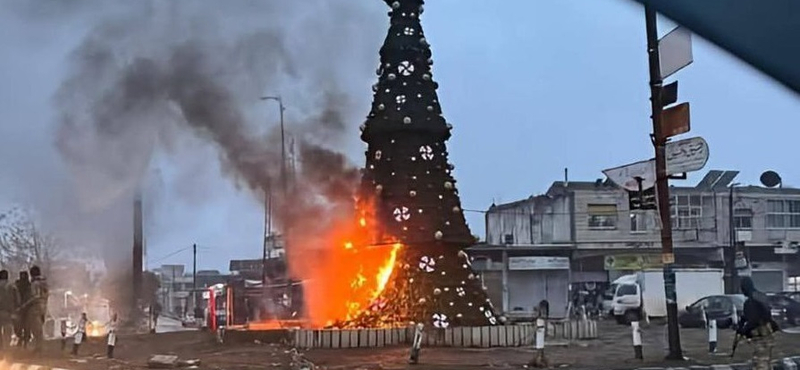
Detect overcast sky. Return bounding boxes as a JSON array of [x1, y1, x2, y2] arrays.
[[1, 0, 798, 272]]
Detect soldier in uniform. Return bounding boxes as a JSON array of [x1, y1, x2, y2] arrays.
[[14, 271, 31, 348], [0, 270, 14, 350], [737, 277, 779, 370], [21, 266, 48, 353]]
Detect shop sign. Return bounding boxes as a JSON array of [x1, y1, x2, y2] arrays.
[[508, 256, 570, 271], [604, 254, 662, 270]]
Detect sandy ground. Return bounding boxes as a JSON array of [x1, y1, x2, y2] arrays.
[[3, 320, 798, 370]]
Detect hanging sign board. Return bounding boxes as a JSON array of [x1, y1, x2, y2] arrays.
[[665, 136, 709, 175]]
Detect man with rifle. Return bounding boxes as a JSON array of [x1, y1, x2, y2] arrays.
[[734, 277, 779, 370]]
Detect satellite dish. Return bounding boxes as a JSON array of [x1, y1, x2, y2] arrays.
[[760, 170, 782, 188]]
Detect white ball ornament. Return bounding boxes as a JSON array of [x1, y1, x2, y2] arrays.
[[434, 231, 443, 240], [418, 297, 427, 304], [453, 206, 461, 213], [427, 105, 434, 112], [422, 73, 431, 81], [403, 116, 412, 124], [409, 190, 417, 197], [388, 73, 397, 80], [444, 181, 453, 190], [378, 104, 385, 110], [392, 1, 400, 9], [375, 184, 383, 193], [433, 288, 441, 296]]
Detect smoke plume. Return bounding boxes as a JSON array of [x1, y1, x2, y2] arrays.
[[0, 0, 386, 302]]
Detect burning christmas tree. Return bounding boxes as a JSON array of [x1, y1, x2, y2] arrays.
[[346, 0, 499, 328]]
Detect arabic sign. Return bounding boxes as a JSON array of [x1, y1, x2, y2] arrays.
[[658, 26, 693, 79], [603, 160, 656, 192], [665, 136, 709, 175], [508, 256, 569, 271], [604, 254, 662, 271]]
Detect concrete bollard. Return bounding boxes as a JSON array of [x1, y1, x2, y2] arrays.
[[631, 321, 643, 360], [408, 323, 424, 364], [707, 318, 717, 353], [527, 318, 548, 368], [535, 318, 545, 350]]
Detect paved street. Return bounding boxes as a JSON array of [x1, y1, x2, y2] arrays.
[[3, 320, 797, 370], [305, 320, 800, 370]]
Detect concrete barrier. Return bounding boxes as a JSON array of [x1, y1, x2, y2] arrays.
[[546, 320, 599, 341], [289, 321, 598, 349]]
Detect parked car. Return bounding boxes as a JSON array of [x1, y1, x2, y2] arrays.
[[779, 291, 800, 304], [678, 294, 745, 329], [767, 293, 800, 326]]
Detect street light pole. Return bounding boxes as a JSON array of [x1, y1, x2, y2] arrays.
[[261, 96, 288, 193], [645, 5, 683, 360], [260, 95, 287, 284]]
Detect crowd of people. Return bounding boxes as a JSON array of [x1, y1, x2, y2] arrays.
[[0, 265, 49, 354]]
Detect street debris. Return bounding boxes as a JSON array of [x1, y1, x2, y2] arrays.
[[148, 355, 179, 368]]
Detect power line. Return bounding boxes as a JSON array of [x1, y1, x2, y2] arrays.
[[147, 245, 210, 265]]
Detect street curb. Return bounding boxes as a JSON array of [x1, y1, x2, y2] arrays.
[[634, 355, 800, 370]]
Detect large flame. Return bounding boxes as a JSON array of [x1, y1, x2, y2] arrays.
[[289, 205, 403, 328]]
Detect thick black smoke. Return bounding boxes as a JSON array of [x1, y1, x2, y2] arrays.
[[45, 0, 384, 288]]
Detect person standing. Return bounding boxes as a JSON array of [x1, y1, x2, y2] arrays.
[[106, 313, 118, 358], [71, 312, 88, 356], [737, 277, 779, 370], [22, 266, 48, 353], [14, 271, 31, 348], [0, 270, 15, 350]]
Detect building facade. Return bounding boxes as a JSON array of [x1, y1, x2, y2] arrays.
[[473, 170, 800, 319], [152, 264, 228, 317]]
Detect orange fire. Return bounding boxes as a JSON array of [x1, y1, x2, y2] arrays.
[[289, 203, 403, 328]]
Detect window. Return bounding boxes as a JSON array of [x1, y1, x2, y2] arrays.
[[630, 211, 650, 233], [670, 195, 702, 229], [789, 276, 800, 292], [766, 200, 800, 228], [733, 208, 753, 229], [616, 284, 637, 297], [690, 297, 710, 310], [588, 204, 617, 229]]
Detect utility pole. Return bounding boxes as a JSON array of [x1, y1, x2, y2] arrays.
[[645, 5, 683, 360], [192, 243, 197, 313], [726, 184, 741, 293], [133, 192, 144, 313], [260, 95, 288, 193]]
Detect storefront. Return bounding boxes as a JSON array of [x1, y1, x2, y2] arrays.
[[506, 256, 570, 318]]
